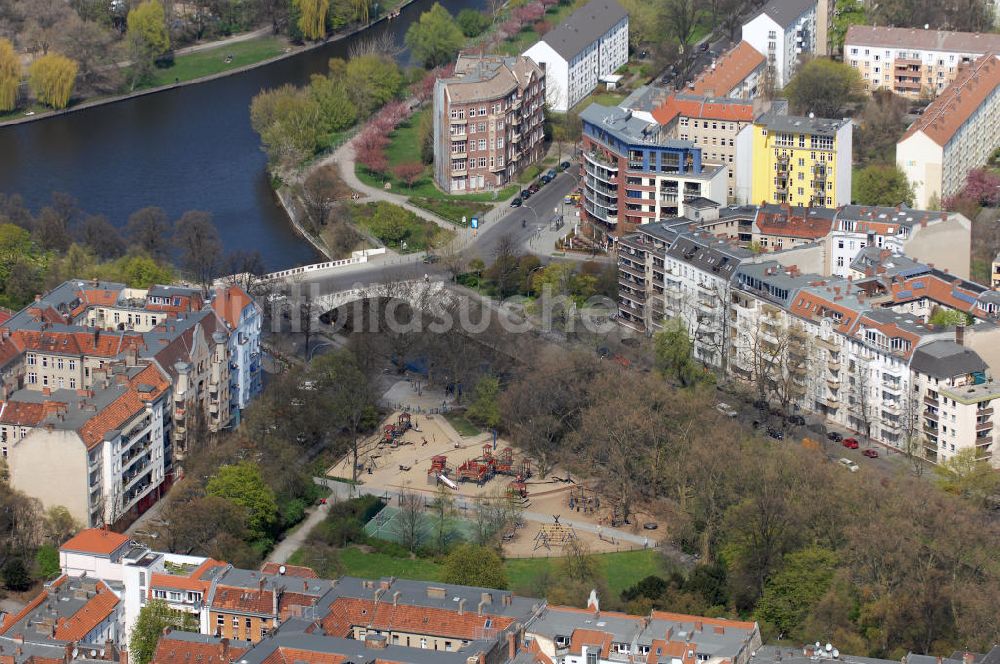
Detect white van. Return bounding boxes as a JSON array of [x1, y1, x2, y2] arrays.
[[838, 458, 859, 472]]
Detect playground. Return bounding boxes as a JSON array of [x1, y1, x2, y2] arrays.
[[326, 410, 663, 558]]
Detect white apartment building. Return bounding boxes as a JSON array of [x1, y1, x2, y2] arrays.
[[741, 0, 817, 89], [897, 54, 1000, 208], [844, 25, 1000, 96], [6, 361, 171, 528], [522, 0, 628, 111]]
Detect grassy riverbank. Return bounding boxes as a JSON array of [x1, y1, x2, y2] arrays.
[[146, 35, 288, 88]]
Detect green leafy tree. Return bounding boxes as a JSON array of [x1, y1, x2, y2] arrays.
[[0, 38, 20, 112], [784, 58, 863, 118], [2, 558, 31, 591], [853, 164, 914, 206], [442, 543, 508, 589], [294, 0, 330, 40], [113, 254, 175, 288], [654, 318, 703, 388], [466, 375, 501, 428], [933, 448, 1000, 506], [366, 202, 411, 246], [456, 8, 491, 37], [129, 600, 185, 664], [928, 308, 971, 328], [127, 0, 169, 88], [28, 53, 78, 109], [34, 544, 60, 580], [344, 55, 402, 116], [206, 461, 279, 540], [404, 3, 464, 69], [250, 84, 322, 166], [830, 0, 866, 52], [309, 74, 358, 142], [127, 1, 170, 55], [756, 547, 838, 639]]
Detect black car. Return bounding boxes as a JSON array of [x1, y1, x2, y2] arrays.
[[520, 189, 532, 200], [510, 197, 522, 207], [827, 431, 843, 442], [546, 169, 558, 179], [559, 161, 571, 171], [787, 414, 806, 426], [767, 428, 785, 440], [540, 174, 552, 185], [422, 254, 440, 264], [528, 183, 540, 194], [699, 41, 710, 52]]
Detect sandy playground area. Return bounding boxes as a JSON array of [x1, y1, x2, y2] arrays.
[[326, 410, 662, 556]]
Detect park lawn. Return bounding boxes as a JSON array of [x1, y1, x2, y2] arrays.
[[0, 102, 50, 123], [443, 411, 482, 437], [409, 197, 492, 226], [505, 549, 664, 596], [349, 202, 454, 253], [338, 547, 444, 581], [147, 35, 287, 87]]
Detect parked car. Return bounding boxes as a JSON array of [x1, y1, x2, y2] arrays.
[[422, 254, 440, 264], [827, 431, 843, 442], [699, 41, 709, 52], [842, 437, 860, 449], [540, 174, 552, 184], [838, 458, 860, 472], [546, 169, 558, 179], [559, 161, 571, 171], [528, 183, 540, 194], [520, 189, 532, 200], [767, 428, 785, 440], [787, 414, 806, 426], [510, 197, 522, 207], [862, 449, 880, 458], [715, 402, 738, 418]]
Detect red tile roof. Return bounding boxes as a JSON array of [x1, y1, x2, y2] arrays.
[[60, 528, 130, 556], [16, 329, 144, 358], [210, 587, 318, 619], [259, 649, 347, 664], [150, 559, 225, 594], [260, 562, 318, 578], [691, 41, 765, 97], [54, 581, 119, 641], [212, 286, 255, 331], [569, 629, 613, 658], [652, 93, 755, 126], [789, 291, 860, 335], [755, 207, 833, 240], [0, 332, 25, 368], [152, 633, 249, 664], [900, 54, 1000, 146], [0, 400, 47, 427], [78, 363, 171, 450], [320, 597, 514, 641]]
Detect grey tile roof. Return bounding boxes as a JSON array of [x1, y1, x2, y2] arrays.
[[532, 0, 627, 61], [752, 645, 899, 664], [910, 339, 988, 379], [751, 0, 816, 28], [758, 111, 850, 135]]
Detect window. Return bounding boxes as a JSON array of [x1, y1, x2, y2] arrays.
[[232, 616, 239, 629], [68, 360, 76, 370], [587, 653, 599, 664], [217, 615, 224, 626], [26, 354, 35, 366], [27, 373, 36, 385], [41, 357, 48, 368], [245, 618, 252, 631]]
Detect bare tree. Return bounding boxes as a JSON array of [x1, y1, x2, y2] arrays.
[[348, 31, 402, 59], [396, 489, 423, 552], [899, 385, 926, 476], [849, 355, 875, 444]]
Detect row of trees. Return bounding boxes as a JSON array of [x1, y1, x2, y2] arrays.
[[250, 53, 407, 168], [0, 191, 265, 309]]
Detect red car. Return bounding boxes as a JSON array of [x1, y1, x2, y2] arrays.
[[842, 437, 860, 449], [862, 449, 879, 459]]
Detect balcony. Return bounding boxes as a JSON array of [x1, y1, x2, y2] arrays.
[[621, 289, 646, 304], [816, 337, 839, 351], [823, 397, 840, 409], [923, 408, 938, 421], [923, 422, 938, 436], [976, 420, 993, 432], [619, 262, 645, 279], [827, 377, 841, 388], [924, 395, 939, 407]]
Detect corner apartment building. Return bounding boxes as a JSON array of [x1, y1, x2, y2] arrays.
[[5, 360, 171, 528], [652, 93, 759, 203], [844, 25, 1000, 97], [432, 54, 546, 194], [690, 40, 767, 100], [897, 54, 1000, 208], [735, 111, 852, 207], [0, 279, 262, 528], [522, 0, 628, 112], [580, 104, 728, 247], [741, 0, 817, 89]]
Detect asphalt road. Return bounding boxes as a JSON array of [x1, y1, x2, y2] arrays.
[[296, 173, 580, 297]]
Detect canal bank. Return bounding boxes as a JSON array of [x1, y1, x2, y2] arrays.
[[0, 4, 420, 131], [0, 0, 488, 272]]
